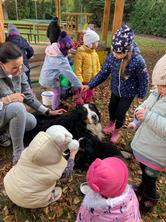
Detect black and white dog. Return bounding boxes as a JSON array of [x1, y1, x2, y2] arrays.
[[24, 103, 123, 169]]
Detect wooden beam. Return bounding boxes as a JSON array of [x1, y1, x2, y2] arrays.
[[112, 0, 124, 36], [0, 0, 5, 43], [102, 0, 111, 45], [55, 0, 61, 22]]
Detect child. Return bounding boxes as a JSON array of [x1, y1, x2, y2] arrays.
[[74, 28, 100, 104], [7, 24, 34, 87], [130, 54, 166, 213], [39, 31, 82, 110], [4, 125, 79, 208], [76, 157, 141, 222], [81, 25, 149, 143]]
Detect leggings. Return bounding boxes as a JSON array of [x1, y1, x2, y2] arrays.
[[109, 93, 134, 129], [0, 102, 37, 163]]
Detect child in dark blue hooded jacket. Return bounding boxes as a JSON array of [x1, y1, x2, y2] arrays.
[[82, 25, 149, 143]]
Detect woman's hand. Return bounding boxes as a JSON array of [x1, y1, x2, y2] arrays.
[[135, 107, 149, 121], [49, 109, 67, 116], [81, 85, 89, 93], [2, 93, 25, 105]]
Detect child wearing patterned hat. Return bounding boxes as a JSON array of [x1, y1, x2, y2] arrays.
[[76, 157, 141, 222], [74, 28, 100, 104], [39, 31, 82, 110], [81, 25, 149, 143]]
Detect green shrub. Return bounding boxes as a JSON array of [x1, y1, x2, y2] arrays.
[[130, 0, 166, 37]]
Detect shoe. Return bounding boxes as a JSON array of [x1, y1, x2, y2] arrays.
[[139, 191, 160, 213], [0, 132, 11, 147], [110, 129, 120, 144], [48, 187, 62, 205], [103, 121, 115, 134]]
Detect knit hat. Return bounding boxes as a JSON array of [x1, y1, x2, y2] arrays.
[[8, 24, 20, 35], [111, 25, 134, 53], [46, 125, 79, 152], [83, 28, 100, 48], [152, 54, 166, 85], [58, 31, 73, 56], [87, 157, 128, 198]]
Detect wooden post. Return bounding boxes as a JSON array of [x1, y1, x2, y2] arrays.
[[102, 0, 111, 45], [112, 0, 124, 36], [0, 0, 5, 43], [55, 0, 61, 22]]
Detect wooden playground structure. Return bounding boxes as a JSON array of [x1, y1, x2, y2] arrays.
[[0, 0, 124, 45]]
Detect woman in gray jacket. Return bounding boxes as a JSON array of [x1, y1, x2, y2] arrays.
[[0, 42, 65, 164]]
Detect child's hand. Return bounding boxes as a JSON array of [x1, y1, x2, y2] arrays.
[[81, 85, 89, 93], [135, 107, 149, 121], [49, 109, 67, 116]]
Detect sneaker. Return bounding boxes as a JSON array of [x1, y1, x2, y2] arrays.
[[0, 132, 11, 147], [48, 187, 62, 205], [110, 129, 120, 144], [103, 121, 115, 134]]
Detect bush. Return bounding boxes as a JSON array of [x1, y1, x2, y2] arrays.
[[130, 0, 166, 37]]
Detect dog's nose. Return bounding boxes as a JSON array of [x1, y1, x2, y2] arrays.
[[91, 114, 98, 123]]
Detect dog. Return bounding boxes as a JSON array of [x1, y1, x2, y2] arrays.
[[24, 103, 123, 169]]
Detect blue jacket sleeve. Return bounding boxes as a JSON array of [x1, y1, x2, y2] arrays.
[[88, 55, 111, 89], [136, 58, 149, 99]]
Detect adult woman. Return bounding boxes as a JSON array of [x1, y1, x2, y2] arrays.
[[0, 42, 65, 164]]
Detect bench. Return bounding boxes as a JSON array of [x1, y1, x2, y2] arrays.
[[33, 24, 48, 44], [4, 23, 34, 43]]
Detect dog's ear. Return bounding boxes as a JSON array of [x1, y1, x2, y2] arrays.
[[74, 104, 87, 121]]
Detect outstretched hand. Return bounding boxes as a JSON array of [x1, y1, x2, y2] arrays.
[[81, 85, 90, 93], [49, 109, 67, 116]]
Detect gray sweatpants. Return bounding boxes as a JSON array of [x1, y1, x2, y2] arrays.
[[0, 102, 37, 163]]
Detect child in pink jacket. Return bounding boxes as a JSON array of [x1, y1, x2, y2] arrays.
[[76, 157, 141, 222]]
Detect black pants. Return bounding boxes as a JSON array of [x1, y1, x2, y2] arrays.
[[140, 163, 159, 199], [108, 93, 134, 129]]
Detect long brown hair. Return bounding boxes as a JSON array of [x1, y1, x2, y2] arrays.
[[119, 51, 132, 78]]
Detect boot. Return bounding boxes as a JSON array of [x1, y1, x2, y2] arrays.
[[110, 129, 120, 144], [139, 192, 160, 213], [103, 121, 115, 134]]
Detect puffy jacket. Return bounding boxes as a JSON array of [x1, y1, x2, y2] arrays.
[[131, 89, 166, 168], [7, 34, 34, 69], [4, 132, 67, 208], [88, 43, 149, 99], [39, 43, 82, 89], [76, 185, 141, 222], [74, 45, 100, 83]]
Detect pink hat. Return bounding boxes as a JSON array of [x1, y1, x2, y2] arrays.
[[86, 157, 128, 198]]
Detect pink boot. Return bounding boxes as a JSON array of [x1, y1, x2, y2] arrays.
[[103, 121, 115, 134], [110, 129, 120, 144]]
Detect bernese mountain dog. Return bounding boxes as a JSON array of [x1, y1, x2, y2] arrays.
[[24, 103, 123, 169]]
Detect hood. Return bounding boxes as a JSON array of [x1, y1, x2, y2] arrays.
[[45, 43, 63, 56], [132, 42, 141, 55], [77, 45, 95, 53]]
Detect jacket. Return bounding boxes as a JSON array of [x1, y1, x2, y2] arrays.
[[131, 89, 166, 168], [88, 43, 149, 99], [47, 21, 61, 44], [76, 185, 141, 222], [74, 45, 100, 83], [0, 66, 47, 127], [39, 43, 82, 89], [7, 34, 34, 69], [4, 132, 67, 208]]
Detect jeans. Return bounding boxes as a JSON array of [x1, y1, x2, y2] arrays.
[[108, 93, 134, 129], [0, 102, 37, 163]]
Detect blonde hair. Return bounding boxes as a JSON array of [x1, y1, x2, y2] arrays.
[[119, 51, 132, 78]]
